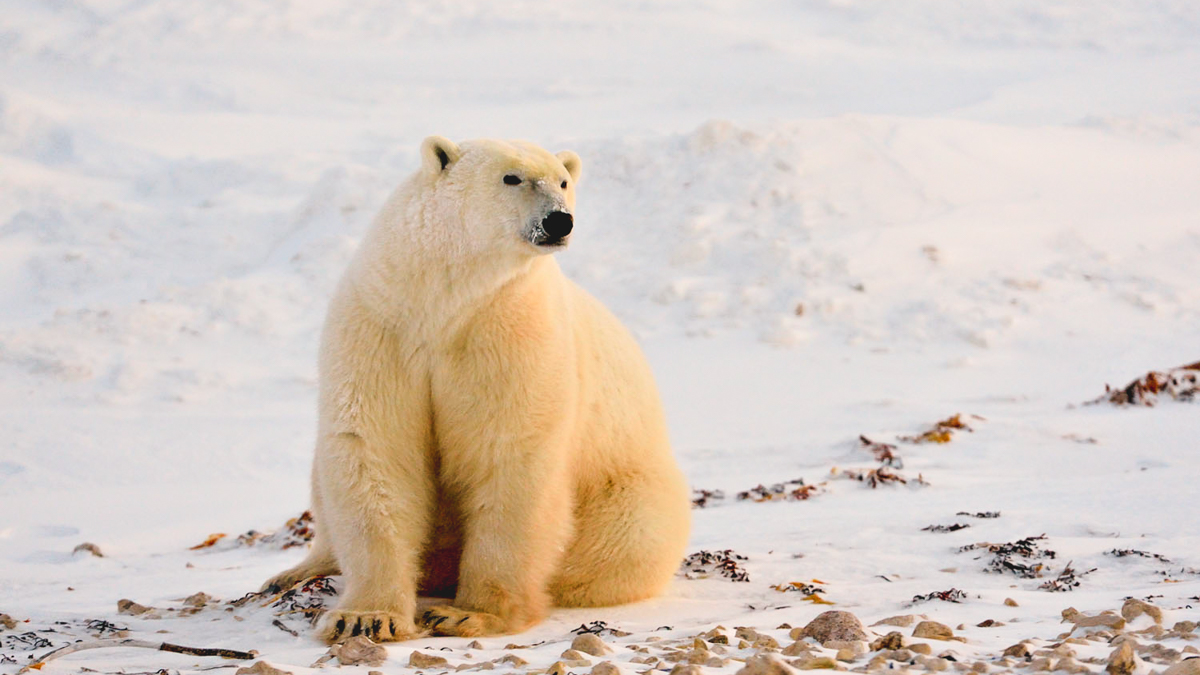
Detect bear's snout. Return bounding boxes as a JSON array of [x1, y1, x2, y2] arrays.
[[538, 211, 573, 245]]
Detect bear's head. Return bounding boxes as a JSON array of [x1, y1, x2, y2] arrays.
[[418, 136, 582, 258]]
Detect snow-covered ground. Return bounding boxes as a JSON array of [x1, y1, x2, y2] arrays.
[[2, 2, 1199, 674]]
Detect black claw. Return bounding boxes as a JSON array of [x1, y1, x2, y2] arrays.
[[430, 616, 449, 631], [457, 616, 470, 626], [350, 621, 362, 637], [372, 619, 383, 637], [389, 619, 397, 637], [421, 610, 434, 624], [333, 618, 346, 638]]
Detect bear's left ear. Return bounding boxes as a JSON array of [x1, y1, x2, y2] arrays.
[[421, 135, 461, 174], [556, 150, 582, 184]]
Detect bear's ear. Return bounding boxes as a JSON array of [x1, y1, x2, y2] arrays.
[[421, 135, 461, 174], [556, 150, 582, 184]]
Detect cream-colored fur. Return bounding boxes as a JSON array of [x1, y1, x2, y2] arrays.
[[263, 136, 691, 643]]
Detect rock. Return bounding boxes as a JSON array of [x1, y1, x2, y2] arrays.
[[1063, 608, 1126, 631], [1004, 599, 1019, 607], [496, 655, 527, 667], [910, 644, 932, 656], [1175, 622, 1198, 634], [912, 622, 954, 641], [781, 641, 812, 657], [1057, 657, 1089, 674], [547, 661, 569, 675], [835, 649, 856, 663], [795, 611, 869, 644], [755, 635, 782, 650], [871, 633, 904, 651], [737, 627, 761, 641], [889, 649, 913, 662], [572, 634, 613, 657], [411, 651, 450, 668], [1123, 599, 1164, 625], [825, 640, 866, 655], [1106, 642, 1137, 675], [1165, 658, 1200, 675], [332, 636, 387, 667], [1002, 644, 1031, 658], [971, 662, 988, 673], [73, 542, 103, 557], [235, 662, 292, 675], [117, 599, 152, 616], [711, 635, 730, 645], [468, 640, 484, 649], [0, 614, 16, 630], [737, 654, 798, 675], [562, 649, 592, 662], [797, 656, 837, 670], [670, 666, 703, 675], [872, 615, 917, 628], [591, 663, 621, 675], [182, 592, 213, 608], [915, 655, 947, 671], [1030, 657, 1055, 672]]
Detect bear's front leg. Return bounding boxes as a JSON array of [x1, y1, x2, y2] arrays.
[[316, 431, 435, 643], [422, 445, 574, 637]]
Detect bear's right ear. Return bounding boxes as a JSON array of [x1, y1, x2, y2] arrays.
[[421, 136, 461, 174]]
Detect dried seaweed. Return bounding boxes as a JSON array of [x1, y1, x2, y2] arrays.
[[271, 575, 337, 619], [691, 489, 726, 508], [1089, 362, 1200, 406], [770, 581, 825, 595], [570, 621, 629, 637], [922, 523, 971, 533], [960, 535, 1055, 579], [2, 632, 53, 651], [839, 466, 927, 488], [1039, 562, 1096, 592], [85, 620, 128, 638], [736, 478, 823, 502], [859, 436, 903, 467], [900, 414, 976, 444], [681, 549, 750, 582], [1107, 549, 1171, 563], [957, 511, 1001, 519], [911, 588, 967, 604], [235, 511, 316, 549]]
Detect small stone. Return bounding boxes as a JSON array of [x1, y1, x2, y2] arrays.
[[711, 635, 730, 645], [755, 636, 781, 650], [563, 649, 592, 662], [411, 651, 451, 669], [1122, 599, 1164, 625], [669, 665, 703, 675], [1175, 622, 1198, 634], [117, 599, 152, 616], [332, 636, 387, 667], [871, 633, 904, 651], [910, 644, 932, 656], [1106, 642, 1137, 675], [182, 592, 213, 608], [591, 663, 621, 675], [737, 654, 798, 675], [781, 641, 812, 657], [370, 671, 383, 675], [1057, 657, 1088, 674], [73, 542, 103, 557], [798, 656, 837, 670], [1004, 599, 1018, 607], [737, 628, 761, 641], [1063, 608, 1125, 631], [547, 661, 571, 675], [971, 662, 988, 673], [235, 662, 292, 675], [1186, 647, 1200, 656], [889, 649, 913, 662], [572, 634, 613, 657], [468, 640, 484, 649], [740, 640, 751, 649], [872, 615, 917, 628], [915, 655, 947, 671], [912, 622, 954, 641], [825, 640, 866, 655], [1164, 658, 1200, 675], [1002, 644, 1031, 658], [835, 649, 856, 663], [796, 611, 870, 643], [0, 614, 16, 630]]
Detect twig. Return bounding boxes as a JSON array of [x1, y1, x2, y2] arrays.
[[20, 639, 255, 673], [272, 619, 299, 637]]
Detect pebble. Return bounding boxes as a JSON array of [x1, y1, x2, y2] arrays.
[[1063, 608, 1126, 630], [912, 621, 954, 641], [572, 633, 614, 656], [871, 633, 904, 651], [1004, 599, 1019, 607], [669, 666, 703, 675], [914, 655, 947, 671], [331, 636, 387, 667], [1002, 643, 1030, 658], [1164, 658, 1200, 675], [410, 651, 450, 668], [235, 662, 291, 675], [562, 649, 592, 662], [1106, 641, 1137, 675], [910, 644, 932, 656], [737, 654, 798, 675], [872, 615, 918, 628], [794, 611, 870, 643], [1122, 599, 1164, 625]]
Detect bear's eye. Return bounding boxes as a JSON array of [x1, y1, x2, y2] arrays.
[[560, 180, 568, 189], [503, 175, 522, 186]]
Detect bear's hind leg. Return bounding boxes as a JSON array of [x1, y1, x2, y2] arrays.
[[260, 538, 339, 594]]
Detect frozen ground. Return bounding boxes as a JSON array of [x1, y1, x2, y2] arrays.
[[2, 1, 1199, 674]]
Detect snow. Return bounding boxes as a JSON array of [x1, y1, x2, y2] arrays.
[[2, 1, 1199, 674]]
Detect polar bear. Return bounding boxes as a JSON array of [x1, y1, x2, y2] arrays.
[[263, 136, 691, 642]]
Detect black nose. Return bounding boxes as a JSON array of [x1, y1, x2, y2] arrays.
[[541, 211, 573, 239]]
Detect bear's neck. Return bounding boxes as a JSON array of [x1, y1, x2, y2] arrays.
[[349, 216, 550, 337]]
